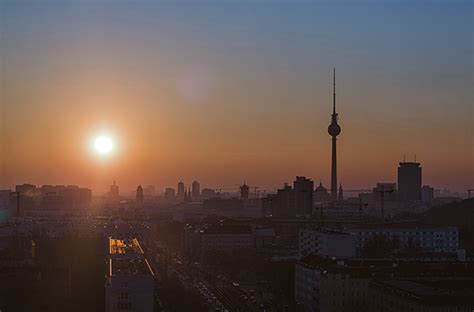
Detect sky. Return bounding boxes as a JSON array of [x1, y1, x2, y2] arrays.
[[0, 0, 472, 194]]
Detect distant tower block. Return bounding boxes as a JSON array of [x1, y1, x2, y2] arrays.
[[327, 68, 341, 202], [177, 181, 185, 200], [398, 161, 422, 202], [110, 180, 119, 197], [136, 185, 144, 206], [192, 181, 200, 200]]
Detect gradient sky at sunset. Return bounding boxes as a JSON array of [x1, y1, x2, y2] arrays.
[[1, 0, 472, 194]]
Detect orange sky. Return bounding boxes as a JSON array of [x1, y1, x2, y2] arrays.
[[1, 1, 472, 194]]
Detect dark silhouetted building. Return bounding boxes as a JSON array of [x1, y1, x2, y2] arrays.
[[38, 185, 92, 210], [398, 161, 422, 202], [201, 188, 217, 200], [177, 181, 185, 200], [421, 185, 434, 206], [192, 181, 200, 200], [109, 181, 119, 197], [240, 183, 250, 200], [294, 176, 314, 216], [314, 181, 331, 203], [263, 177, 314, 218], [276, 183, 296, 218], [262, 193, 278, 217], [15, 184, 37, 195], [369, 279, 474, 312], [136, 185, 144, 206]]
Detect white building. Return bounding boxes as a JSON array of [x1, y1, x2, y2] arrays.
[[348, 226, 459, 254], [299, 229, 356, 259], [295, 256, 382, 312], [105, 238, 155, 312]]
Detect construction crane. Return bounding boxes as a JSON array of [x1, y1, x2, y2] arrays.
[[213, 188, 235, 195], [374, 185, 394, 220], [344, 189, 373, 193], [234, 183, 260, 198], [468, 188, 474, 199]]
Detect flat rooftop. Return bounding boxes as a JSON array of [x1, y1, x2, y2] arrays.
[[110, 258, 154, 276], [372, 279, 474, 304], [109, 238, 144, 255]]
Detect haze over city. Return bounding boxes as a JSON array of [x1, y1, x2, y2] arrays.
[[1, 1, 474, 312], [1, 0, 472, 193]]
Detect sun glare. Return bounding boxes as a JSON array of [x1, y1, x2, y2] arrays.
[[94, 136, 113, 155]]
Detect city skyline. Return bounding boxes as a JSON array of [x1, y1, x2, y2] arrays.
[[1, 1, 472, 193], [0, 2, 473, 312]]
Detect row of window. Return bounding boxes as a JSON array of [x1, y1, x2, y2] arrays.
[[117, 302, 132, 311]]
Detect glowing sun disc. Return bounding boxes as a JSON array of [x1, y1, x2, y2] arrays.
[[94, 136, 113, 155]]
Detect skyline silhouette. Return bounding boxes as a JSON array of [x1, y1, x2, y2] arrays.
[[1, 1, 472, 192], [1, 2, 473, 312]]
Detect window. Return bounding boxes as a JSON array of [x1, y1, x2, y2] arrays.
[[119, 292, 128, 300]]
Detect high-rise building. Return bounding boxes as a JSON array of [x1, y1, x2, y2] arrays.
[[275, 184, 296, 218], [294, 176, 314, 216], [192, 181, 200, 200], [136, 185, 144, 206], [327, 68, 341, 202], [397, 162, 422, 202], [105, 238, 154, 312], [110, 181, 119, 197], [177, 181, 185, 200]]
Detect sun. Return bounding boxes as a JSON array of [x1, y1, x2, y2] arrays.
[[94, 136, 113, 155]]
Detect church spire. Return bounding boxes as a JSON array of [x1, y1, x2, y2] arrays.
[[338, 183, 344, 200]]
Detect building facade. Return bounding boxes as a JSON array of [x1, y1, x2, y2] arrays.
[[348, 226, 459, 254], [105, 238, 155, 312], [299, 229, 356, 259], [398, 162, 422, 202]]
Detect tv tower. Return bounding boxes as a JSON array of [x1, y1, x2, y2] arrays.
[[327, 68, 341, 202]]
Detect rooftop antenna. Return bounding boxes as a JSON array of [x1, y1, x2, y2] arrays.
[[414, 154, 417, 162], [403, 154, 406, 162], [333, 67, 336, 115]]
